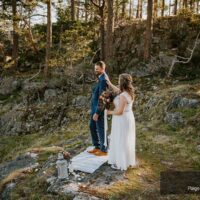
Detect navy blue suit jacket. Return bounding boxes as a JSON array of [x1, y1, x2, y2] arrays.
[[91, 73, 108, 116]]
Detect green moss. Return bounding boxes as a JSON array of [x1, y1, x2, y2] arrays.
[[176, 107, 199, 118]]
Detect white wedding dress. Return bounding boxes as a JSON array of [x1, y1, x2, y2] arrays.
[[108, 91, 136, 170]]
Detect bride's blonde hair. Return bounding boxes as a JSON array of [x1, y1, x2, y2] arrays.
[[119, 73, 135, 100]]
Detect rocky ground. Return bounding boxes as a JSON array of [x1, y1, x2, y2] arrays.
[[0, 69, 200, 199]]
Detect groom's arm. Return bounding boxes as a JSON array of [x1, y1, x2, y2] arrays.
[[95, 79, 107, 115]]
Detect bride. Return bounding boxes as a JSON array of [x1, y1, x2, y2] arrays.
[[106, 73, 136, 171]]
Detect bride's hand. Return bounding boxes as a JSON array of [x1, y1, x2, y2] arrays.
[[107, 110, 112, 115]]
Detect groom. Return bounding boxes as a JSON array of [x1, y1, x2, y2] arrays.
[[88, 61, 108, 156]]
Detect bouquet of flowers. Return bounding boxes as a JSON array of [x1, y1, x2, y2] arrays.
[[97, 88, 119, 112]]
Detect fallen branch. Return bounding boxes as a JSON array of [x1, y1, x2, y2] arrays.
[[167, 31, 200, 77], [25, 64, 42, 82]]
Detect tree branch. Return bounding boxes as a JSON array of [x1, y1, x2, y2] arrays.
[[167, 31, 200, 77], [90, 0, 105, 8]]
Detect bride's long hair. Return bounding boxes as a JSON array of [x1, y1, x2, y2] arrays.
[[119, 73, 135, 100]]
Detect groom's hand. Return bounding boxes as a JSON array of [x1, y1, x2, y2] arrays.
[[93, 113, 99, 121]]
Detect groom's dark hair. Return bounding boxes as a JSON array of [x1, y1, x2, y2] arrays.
[[95, 61, 106, 69]]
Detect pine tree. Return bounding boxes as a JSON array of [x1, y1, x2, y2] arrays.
[[144, 0, 153, 60]]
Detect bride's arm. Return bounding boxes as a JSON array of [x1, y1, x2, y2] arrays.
[[107, 95, 127, 116], [108, 82, 120, 93], [105, 75, 120, 93]]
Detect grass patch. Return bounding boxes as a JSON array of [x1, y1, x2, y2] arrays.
[[0, 134, 39, 163], [0, 116, 90, 164], [176, 107, 200, 118], [10, 174, 72, 200]]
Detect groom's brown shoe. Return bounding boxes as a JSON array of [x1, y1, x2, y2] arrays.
[[87, 148, 100, 154], [94, 151, 108, 156]]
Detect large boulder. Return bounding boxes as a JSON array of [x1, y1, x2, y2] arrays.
[[22, 81, 47, 103], [0, 104, 41, 135], [145, 96, 161, 110], [159, 52, 174, 68], [0, 77, 21, 96], [164, 112, 184, 127], [0, 108, 25, 135], [44, 89, 58, 101], [72, 96, 90, 107], [167, 95, 199, 110]]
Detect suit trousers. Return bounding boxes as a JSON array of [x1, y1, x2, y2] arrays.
[[89, 113, 107, 152]]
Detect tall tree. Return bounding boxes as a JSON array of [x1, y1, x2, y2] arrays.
[[12, 0, 19, 69], [105, 0, 114, 63], [44, 0, 52, 78], [76, 0, 80, 20], [168, 0, 171, 15], [183, 0, 188, 8], [136, 0, 143, 18], [153, 0, 158, 19], [196, 0, 199, 13], [91, 0, 106, 60], [71, 0, 75, 20], [178, 0, 182, 10], [84, 0, 89, 22], [115, 0, 119, 22], [144, 0, 153, 60], [173, 0, 178, 15], [139, 0, 143, 18], [136, 0, 140, 18], [189, 0, 194, 11], [129, 0, 134, 18], [121, 0, 127, 17], [161, 0, 165, 17]]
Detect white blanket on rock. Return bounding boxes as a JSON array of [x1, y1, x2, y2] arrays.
[[70, 146, 108, 173]]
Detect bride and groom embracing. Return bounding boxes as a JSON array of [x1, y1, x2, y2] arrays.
[[88, 61, 136, 171]]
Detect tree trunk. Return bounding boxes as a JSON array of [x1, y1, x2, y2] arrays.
[[12, 0, 19, 69], [174, 0, 178, 15], [153, 0, 158, 19], [139, 0, 143, 18], [44, 0, 52, 78], [183, 0, 188, 8], [85, 0, 89, 22], [136, 0, 143, 18], [24, 19, 38, 53], [91, 0, 106, 60], [161, 0, 165, 17], [169, 0, 171, 15], [77, 0, 80, 20], [59, 24, 63, 49], [122, 1, 126, 18], [100, 6, 105, 60], [189, 0, 194, 11], [144, 0, 153, 60], [71, 0, 75, 20], [179, 0, 182, 10], [136, 0, 140, 18], [196, 0, 199, 13], [115, 0, 119, 22], [129, 0, 133, 18], [105, 0, 114, 63]]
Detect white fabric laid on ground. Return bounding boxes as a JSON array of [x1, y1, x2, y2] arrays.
[[70, 146, 108, 173]]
